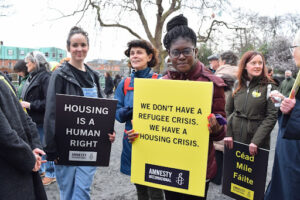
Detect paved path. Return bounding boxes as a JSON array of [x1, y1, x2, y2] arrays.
[[45, 121, 278, 200]]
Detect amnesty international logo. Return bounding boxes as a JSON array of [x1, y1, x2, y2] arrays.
[[230, 183, 254, 200], [176, 173, 184, 186], [144, 164, 190, 189]]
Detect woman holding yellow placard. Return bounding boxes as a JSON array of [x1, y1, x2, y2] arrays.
[[114, 40, 164, 200], [162, 14, 227, 200], [264, 30, 300, 200]]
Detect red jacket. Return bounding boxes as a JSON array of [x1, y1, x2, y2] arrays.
[[163, 61, 226, 179]]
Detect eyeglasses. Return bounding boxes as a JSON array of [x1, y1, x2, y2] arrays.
[[289, 45, 299, 55], [169, 48, 195, 58]]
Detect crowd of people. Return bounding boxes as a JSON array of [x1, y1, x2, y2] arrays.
[[1, 13, 300, 200]]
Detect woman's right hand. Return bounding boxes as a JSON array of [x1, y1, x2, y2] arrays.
[[125, 129, 139, 143], [224, 137, 233, 149]]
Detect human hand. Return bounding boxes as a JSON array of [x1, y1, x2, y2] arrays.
[[20, 101, 31, 109], [249, 143, 258, 156], [124, 129, 138, 143], [33, 148, 46, 157], [207, 113, 223, 134], [224, 137, 233, 149], [270, 90, 284, 107], [108, 131, 116, 143], [280, 90, 296, 114], [32, 148, 46, 172]]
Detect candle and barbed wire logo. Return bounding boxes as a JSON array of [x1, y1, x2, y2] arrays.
[[176, 173, 184, 186]]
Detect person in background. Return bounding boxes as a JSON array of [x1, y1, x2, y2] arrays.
[[224, 51, 277, 155], [3, 70, 12, 81], [267, 66, 280, 87], [0, 71, 47, 200], [113, 74, 122, 91], [114, 39, 164, 200], [207, 54, 219, 73], [212, 50, 239, 185], [21, 51, 56, 186], [264, 29, 300, 200], [104, 71, 114, 98], [44, 26, 115, 200], [215, 51, 239, 78], [162, 14, 226, 200], [279, 70, 295, 97], [13, 60, 29, 99]]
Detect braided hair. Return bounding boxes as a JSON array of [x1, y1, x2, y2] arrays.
[[163, 14, 197, 50]]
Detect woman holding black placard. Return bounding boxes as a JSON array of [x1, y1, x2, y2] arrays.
[[44, 26, 115, 200], [224, 51, 277, 154]]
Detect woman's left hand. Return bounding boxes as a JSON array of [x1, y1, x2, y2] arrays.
[[207, 113, 223, 134], [20, 101, 31, 109], [249, 143, 258, 156], [108, 131, 116, 143]]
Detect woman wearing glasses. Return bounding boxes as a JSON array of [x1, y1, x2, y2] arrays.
[[264, 31, 300, 200], [162, 14, 226, 200]]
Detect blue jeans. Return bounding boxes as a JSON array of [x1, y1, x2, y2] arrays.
[[37, 125, 56, 178], [55, 165, 97, 200]]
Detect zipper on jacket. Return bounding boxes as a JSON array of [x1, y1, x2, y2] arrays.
[[240, 81, 250, 137]]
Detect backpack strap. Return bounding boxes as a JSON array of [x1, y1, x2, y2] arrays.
[[152, 73, 159, 79], [123, 73, 159, 96], [123, 77, 133, 96]]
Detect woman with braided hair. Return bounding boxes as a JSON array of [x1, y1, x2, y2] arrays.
[[162, 14, 227, 200]]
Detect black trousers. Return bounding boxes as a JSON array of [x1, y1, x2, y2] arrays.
[[135, 184, 164, 200], [211, 150, 223, 185], [164, 181, 210, 200]]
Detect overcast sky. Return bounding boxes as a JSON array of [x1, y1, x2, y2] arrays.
[[0, 0, 298, 61]]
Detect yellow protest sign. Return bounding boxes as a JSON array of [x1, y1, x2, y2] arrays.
[[131, 78, 213, 197]]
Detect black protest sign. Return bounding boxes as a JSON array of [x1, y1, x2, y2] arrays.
[[222, 141, 269, 200], [55, 94, 117, 166]]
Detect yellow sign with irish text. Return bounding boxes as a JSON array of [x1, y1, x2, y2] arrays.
[[131, 78, 213, 197]]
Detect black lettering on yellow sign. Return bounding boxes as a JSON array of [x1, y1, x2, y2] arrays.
[[138, 133, 199, 147], [149, 124, 160, 131], [197, 108, 202, 115], [175, 106, 195, 114], [153, 104, 174, 112], [141, 103, 151, 109]]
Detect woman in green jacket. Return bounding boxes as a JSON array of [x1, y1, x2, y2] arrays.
[[224, 51, 277, 155]]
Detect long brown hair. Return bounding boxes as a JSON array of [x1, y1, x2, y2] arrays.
[[233, 51, 273, 96]]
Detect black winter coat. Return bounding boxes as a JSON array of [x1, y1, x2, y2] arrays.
[[23, 68, 51, 125], [0, 74, 47, 200], [44, 62, 103, 160], [104, 76, 114, 95]]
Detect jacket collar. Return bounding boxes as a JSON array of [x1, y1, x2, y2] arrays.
[[131, 67, 151, 78], [58, 62, 99, 86]]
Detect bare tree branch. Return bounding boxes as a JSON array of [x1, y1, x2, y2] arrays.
[[88, 0, 142, 39], [198, 19, 246, 42], [135, 0, 154, 42]]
